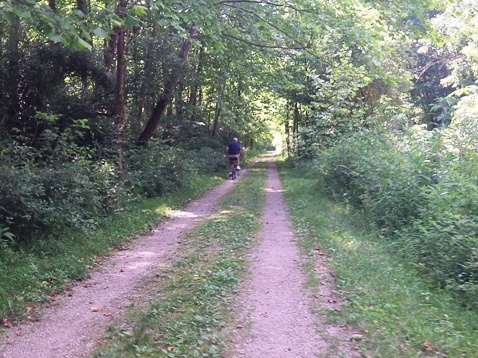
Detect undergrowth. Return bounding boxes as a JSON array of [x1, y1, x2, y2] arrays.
[[311, 127, 478, 305], [0, 174, 223, 326]]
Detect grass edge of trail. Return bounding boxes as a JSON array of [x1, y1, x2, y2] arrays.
[[278, 161, 478, 358], [91, 163, 268, 357], [0, 174, 223, 326]]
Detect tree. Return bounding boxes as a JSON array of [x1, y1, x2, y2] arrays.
[[137, 26, 200, 144]]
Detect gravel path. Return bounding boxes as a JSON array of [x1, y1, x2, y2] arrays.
[[0, 174, 239, 358], [227, 158, 360, 358], [0, 156, 359, 358]]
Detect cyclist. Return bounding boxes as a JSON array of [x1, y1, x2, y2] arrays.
[[225, 137, 241, 177]]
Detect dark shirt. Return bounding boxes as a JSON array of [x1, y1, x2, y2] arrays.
[[227, 142, 241, 155]]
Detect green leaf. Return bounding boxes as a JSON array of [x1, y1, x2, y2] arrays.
[[48, 32, 63, 43], [110, 18, 122, 27], [132, 5, 148, 17], [74, 9, 85, 18], [124, 15, 141, 27], [93, 27, 109, 38], [76, 37, 92, 51]]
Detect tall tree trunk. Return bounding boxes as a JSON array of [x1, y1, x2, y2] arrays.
[[136, 24, 157, 123], [76, 0, 86, 13], [5, 8, 21, 131], [175, 84, 184, 117], [285, 102, 290, 156], [77, 0, 88, 87], [137, 26, 200, 144], [189, 46, 204, 122], [48, 0, 56, 11], [105, 34, 118, 72], [113, 0, 127, 177], [211, 101, 221, 137], [293, 102, 299, 155]]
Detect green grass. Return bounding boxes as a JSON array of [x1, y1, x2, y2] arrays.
[[92, 163, 268, 357], [0, 174, 223, 325], [278, 160, 478, 358]]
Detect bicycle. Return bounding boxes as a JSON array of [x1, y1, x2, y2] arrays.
[[227, 155, 239, 180]]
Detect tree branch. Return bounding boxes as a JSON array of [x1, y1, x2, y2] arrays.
[[220, 3, 330, 64], [222, 33, 303, 49], [413, 54, 466, 79], [214, 0, 316, 15]]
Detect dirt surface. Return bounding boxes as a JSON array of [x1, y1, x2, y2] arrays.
[[0, 156, 359, 358], [227, 158, 360, 358], [0, 175, 236, 358]]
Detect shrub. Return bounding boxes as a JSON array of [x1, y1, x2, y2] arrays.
[[402, 152, 478, 303], [0, 134, 121, 243], [124, 144, 195, 198], [0, 160, 120, 242], [313, 129, 436, 231], [312, 126, 478, 305]]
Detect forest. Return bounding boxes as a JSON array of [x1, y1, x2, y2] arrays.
[[1, 0, 478, 323]]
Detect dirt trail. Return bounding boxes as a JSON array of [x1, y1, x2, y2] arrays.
[[0, 173, 239, 358], [228, 158, 359, 358], [0, 156, 358, 358]]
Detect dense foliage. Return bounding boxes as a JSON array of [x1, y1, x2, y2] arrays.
[[311, 126, 478, 306], [296, 1, 478, 307], [2, 0, 478, 312]]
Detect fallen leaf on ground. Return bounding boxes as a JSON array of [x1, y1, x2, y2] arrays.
[[423, 340, 434, 352], [350, 334, 363, 341], [2, 318, 13, 328]]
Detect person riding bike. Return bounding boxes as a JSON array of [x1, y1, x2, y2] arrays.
[[225, 137, 241, 177]]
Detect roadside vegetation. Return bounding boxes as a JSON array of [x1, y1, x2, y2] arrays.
[[280, 154, 478, 358], [0, 159, 223, 325]]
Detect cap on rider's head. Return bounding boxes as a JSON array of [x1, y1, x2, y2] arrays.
[[233, 137, 238, 142]]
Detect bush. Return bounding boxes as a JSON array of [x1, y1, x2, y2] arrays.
[[0, 134, 122, 243], [0, 135, 222, 245], [0, 160, 120, 242], [314, 129, 436, 230], [402, 152, 478, 303], [124, 144, 195, 198], [312, 126, 478, 306]]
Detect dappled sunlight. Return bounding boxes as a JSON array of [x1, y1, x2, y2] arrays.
[[264, 188, 285, 193], [248, 167, 266, 172], [215, 209, 242, 221], [220, 209, 234, 215], [126, 260, 155, 270], [217, 209, 235, 218], [134, 250, 157, 257], [166, 209, 200, 218], [105, 250, 160, 271], [330, 232, 363, 251], [154, 203, 171, 215]]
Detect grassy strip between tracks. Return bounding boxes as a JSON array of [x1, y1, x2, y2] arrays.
[[92, 163, 267, 358]]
